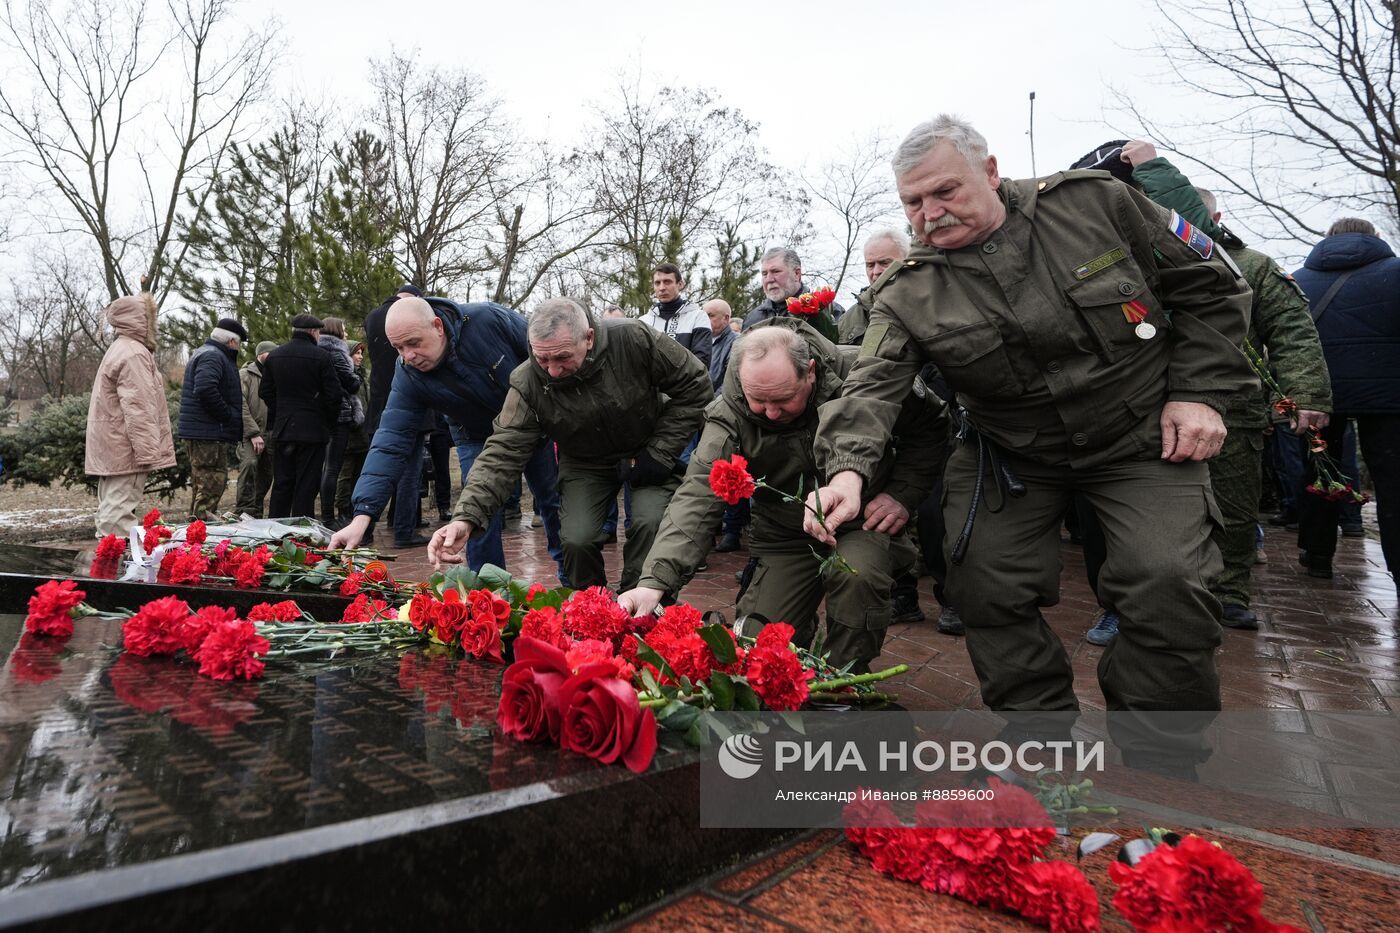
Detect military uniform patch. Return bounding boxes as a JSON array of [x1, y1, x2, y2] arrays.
[[1168, 210, 1214, 260], [1073, 247, 1127, 280]]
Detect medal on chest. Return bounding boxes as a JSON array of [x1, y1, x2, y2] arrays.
[[1120, 299, 1155, 340]]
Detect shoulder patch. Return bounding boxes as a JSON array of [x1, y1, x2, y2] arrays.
[[1168, 210, 1214, 260], [859, 322, 889, 358], [1272, 263, 1307, 297]]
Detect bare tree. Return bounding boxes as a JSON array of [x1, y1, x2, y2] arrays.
[[800, 131, 901, 296], [369, 51, 517, 295], [0, 247, 107, 399], [1118, 0, 1400, 247], [0, 0, 276, 304]]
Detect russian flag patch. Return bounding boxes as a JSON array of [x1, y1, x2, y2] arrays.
[[1168, 210, 1214, 260]]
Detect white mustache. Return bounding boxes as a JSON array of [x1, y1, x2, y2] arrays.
[[924, 214, 963, 231]]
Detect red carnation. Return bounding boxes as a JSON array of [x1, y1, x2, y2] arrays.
[[193, 618, 270, 681], [1109, 835, 1284, 933], [248, 600, 302, 622], [95, 534, 128, 562], [25, 579, 86, 637], [122, 596, 193, 656], [169, 546, 210, 585], [854, 826, 936, 884], [526, 583, 547, 602], [558, 662, 657, 773], [180, 605, 239, 654], [566, 638, 635, 680], [186, 519, 208, 546], [342, 593, 392, 625], [364, 562, 390, 583], [10, 632, 66, 683], [708, 455, 756, 505], [561, 586, 630, 644], [142, 508, 162, 530], [497, 636, 572, 742], [1010, 860, 1101, 933], [340, 571, 365, 596], [744, 622, 814, 710], [520, 605, 570, 649]]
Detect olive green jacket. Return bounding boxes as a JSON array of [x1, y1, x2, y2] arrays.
[[639, 318, 946, 596], [837, 287, 872, 345], [238, 360, 267, 440], [1131, 157, 1332, 426], [816, 172, 1256, 480], [453, 318, 712, 528]]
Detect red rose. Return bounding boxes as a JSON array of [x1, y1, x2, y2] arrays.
[[460, 615, 505, 663], [407, 593, 437, 632], [25, 579, 86, 637], [186, 519, 207, 546], [193, 619, 270, 681], [431, 589, 469, 640], [520, 605, 570, 649], [1009, 860, 1101, 933], [558, 663, 657, 773], [95, 534, 128, 561], [496, 636, 572, 742], [467, 588, 510, 625], [708, 455, 756, 505], [122, 596, 193, 656], [561, 586, 630, 644], [340, 571, 365, 596]]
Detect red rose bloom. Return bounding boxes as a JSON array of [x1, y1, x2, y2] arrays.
[[708, 455, 756, 505], [340, 571, 365, 596], [25, 579, 86, 637], [521, 605, 570, 649], [185, 519, 207, 546], [496, 636, 572, 742], [566, 638, 635, 679], [460, 615, 505, 663], [467, 588, 511, 626], [562, 586, 630, 644], [180, 605, 239, 654], [95, 534, 128, 561], [407, 593, 437, 632], [193, 619, 270, 681], [122, 596, 193, 656], [248, 600, 302, 622], [558, 662, 657, 773], [1009, 860, 1101, 933], [431, 589, 469, 640]]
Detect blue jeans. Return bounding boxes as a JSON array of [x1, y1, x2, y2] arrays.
[[456, 436, 565, 581]]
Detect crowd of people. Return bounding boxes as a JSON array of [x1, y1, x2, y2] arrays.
[[84, 112, 1400, 741]]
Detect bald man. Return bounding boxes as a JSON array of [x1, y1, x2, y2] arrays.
[[704, 299, 736, 393], [330, 296, 566, 581]]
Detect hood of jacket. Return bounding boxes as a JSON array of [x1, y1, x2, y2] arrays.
[[106, 294, 158, 350], [1304, 232, 1396, 272]]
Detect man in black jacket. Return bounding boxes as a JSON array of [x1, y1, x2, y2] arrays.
[[178, 316, 247, 520], [260, 313, 344, 518]]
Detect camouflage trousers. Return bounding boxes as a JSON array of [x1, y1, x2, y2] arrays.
[[1207, 428, 1265, 607], [185, 439, 228, 521], [737, 529, 915, 674]]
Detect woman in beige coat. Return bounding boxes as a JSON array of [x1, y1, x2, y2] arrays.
[[85, 294, 177, 536]]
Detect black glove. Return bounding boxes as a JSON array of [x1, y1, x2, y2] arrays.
[[620, 450, 673, 488]]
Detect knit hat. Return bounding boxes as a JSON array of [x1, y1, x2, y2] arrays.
[[1069, 139, 1135, 184], [216, 317, 249, 342], [291, 313, 325, 330], [397, 284, 423, 297], [255, 340, 278, 356]]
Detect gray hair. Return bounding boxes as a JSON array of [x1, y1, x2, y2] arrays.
[[321, 316, 347, 339], [760, 246, 801, 270], [731, 325, 812, 382], [529, 297, 592, 342], [893, 114, 990, 177], [1193, 186, 1218, 217], [1328, 217, 1377, 237], [864, 227, 911, 256], [210, 327, 241, 345]]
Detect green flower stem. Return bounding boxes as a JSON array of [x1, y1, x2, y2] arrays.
[[808, 690, 898, 704], [808, 664, 908, 693]]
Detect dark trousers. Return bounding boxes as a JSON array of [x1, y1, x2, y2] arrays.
[[320, 424, 351, 523], [271, 440, 326, 519], [427, 431, 453, 514], [389, 436, 426, 544], [1299, 415, 1400, 575], [915, 483, 951, 607]]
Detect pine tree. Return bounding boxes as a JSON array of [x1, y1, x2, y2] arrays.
[[700, 222, 762, 312]]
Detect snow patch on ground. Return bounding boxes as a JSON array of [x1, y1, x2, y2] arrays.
[[0, 508, 87, 528]]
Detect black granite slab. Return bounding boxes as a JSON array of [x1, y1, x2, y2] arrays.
[[0, 596, 784, 930]]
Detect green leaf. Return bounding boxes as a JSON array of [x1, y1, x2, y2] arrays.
[[708, 671, 735, 710], [655, 699, 700, 733], [733, 680, 761, 711], [698, 622, 738, 665], [679, 675, 693, 694], [476, 563, 513, 592], [632, 635, 678, 684], [778, 711, 806, 734], [684, 719, 705, 746], [280, 539, 297, 559], [640, 667, 660, 696]]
